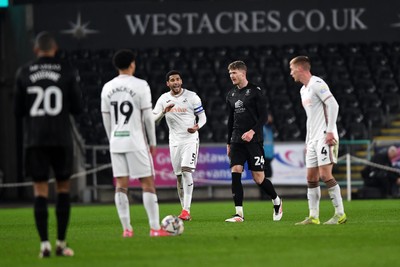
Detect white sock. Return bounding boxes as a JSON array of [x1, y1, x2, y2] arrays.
[[235, 206, 244, 218], [176, 175, 184, 208], [307, 187, 320, 218], [40, 241, 51, 251], [182, 172, 194, 212], [143, 192, 160, 230], [328, 184, 345, 215], [114, 192, 132, 231], [272, 195, 281, 206]]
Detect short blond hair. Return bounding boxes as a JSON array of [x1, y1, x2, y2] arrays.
[[290, 56, 311, 71]]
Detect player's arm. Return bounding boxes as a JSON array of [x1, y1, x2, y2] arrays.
[[143, 107, 157, 155], [242, 90, 267, 142], [226, 97, 234, 155], [101, 111, 111, 140], [100, 89, 111, 140], [324, 95, 339, 145], [14, 67, 27, 118], [153, 98, 174, 124], [188, 97, 207, 133]]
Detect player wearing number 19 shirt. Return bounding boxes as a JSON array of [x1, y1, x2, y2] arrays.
[[225, 61, 282, 223], [153, 70, 207, 221], [14, 32, 82, 258], [290, 56, 346, 225], [101, 49, 171, 237]]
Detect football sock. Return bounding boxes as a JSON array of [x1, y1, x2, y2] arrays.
[[40, 241, 51, 252], [307, 186, 321, 218], [235, 206, 244, 218], [114, 191, 132, 231], [34, 196, 49, 242], [143, 192, 160, 230], [258, 178, 278, 199], [327, 183, 345, 215], [231, 172, 243, 207], [182, 172, 193, 212], [56, 193, 70, 241], [176, 175, 184, 208]]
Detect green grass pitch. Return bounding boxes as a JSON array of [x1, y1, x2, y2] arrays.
[[0, 199, 399, 267]]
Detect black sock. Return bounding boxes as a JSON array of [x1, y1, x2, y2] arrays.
[[56, 193, 70, 241], [258, 178, 278, 200], [231, 172, 243, 207], [34, 196, 48, 242]]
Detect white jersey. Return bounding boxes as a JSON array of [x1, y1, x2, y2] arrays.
[[300, 76, 339, 143], [153, 89, 204, 146], [101, 74, 153, 152]]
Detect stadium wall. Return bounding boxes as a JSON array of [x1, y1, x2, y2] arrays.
[[29, 0, 400, 49]]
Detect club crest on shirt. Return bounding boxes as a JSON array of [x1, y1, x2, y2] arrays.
[[245, 89, 251, 96], [234, 100, 244, 108], [183, 98, 188, 103]]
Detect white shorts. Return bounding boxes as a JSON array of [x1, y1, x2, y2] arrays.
[[170, 142, 199, 175], [110, 150, 155, 179], [305, 138, 338, 168]]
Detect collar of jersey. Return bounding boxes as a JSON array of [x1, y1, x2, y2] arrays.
[[169, 88, 185, 98]]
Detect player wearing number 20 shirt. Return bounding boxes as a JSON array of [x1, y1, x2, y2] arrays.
[[14, 50, 82, 149], [14, 36, 82, 181]]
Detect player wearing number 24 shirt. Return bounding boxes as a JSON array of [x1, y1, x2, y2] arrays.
[[14, 32, 82, 258]]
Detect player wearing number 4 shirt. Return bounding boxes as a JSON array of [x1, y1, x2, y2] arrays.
[[14, 32, 82, 258], [290, 56, 346, 225], [153, 70, 207, 221], [101, 49, 172, 237]]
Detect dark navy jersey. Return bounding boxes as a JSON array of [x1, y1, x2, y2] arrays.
[[14, 56, 83, 147], [226, 82, 267, 144]]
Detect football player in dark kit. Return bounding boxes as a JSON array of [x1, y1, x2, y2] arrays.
[[14, 32, 82, 258], [225, 61, 282, 222]]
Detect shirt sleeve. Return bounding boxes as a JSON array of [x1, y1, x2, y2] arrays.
[[192, 94, 205, 115], [226, 94, 234, 144], [252, 88, 267, 133], [14, 67, 26, 118]]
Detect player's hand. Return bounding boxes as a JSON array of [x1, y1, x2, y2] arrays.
[[187, 124, 199, 133], [149, 146, 156, 157], [163, 103, 175, 114], [326, 132, 337, 146], [241, 129, 255, 142]]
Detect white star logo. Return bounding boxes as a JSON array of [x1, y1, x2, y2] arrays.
[[61, 12, 99, 39], [391, 14, 400, 28]]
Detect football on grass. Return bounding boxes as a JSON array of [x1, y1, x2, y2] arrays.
[[161, 215, 184, 236]]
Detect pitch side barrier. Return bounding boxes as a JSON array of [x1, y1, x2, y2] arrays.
[[5, 140, 400, 202]]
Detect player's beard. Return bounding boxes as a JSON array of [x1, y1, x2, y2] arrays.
[[171, 86, 182, 95]]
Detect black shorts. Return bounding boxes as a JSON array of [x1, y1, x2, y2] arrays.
[[26, 146, 73, 182], [229, 142, 265, 171]]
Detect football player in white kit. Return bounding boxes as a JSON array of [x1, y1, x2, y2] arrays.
[[289, 56, 347, 225], [153, 70, 207, 221], [101, 50, 171, 237]]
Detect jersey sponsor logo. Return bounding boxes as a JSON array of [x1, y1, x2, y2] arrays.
[[114, 131, 130, 137], [170, 107, 188, 113]]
